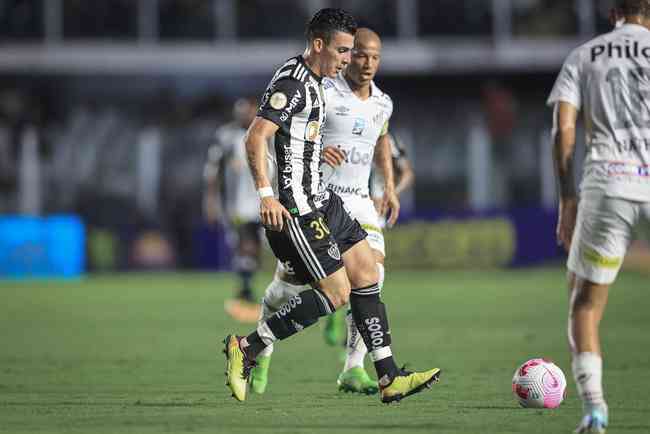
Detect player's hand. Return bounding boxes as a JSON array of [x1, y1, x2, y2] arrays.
[[203, 195, 221, 225], [260, 196, 291, 231], [556, 197, 578, 252], [322, 146, 346, 167], [381, 188, 400, 228]]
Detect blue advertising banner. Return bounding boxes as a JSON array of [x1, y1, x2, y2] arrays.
[[0, 215, 85, 278]]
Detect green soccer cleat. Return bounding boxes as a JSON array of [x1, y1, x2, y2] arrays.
[[222, 335, 256, 402], [324, 309, 346, 346], [337, 367, 379, 395], [379, 367, 441, 404], [250, 355, 271, 394]]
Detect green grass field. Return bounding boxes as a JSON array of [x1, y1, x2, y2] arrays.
[[0, 269, 649, 434]]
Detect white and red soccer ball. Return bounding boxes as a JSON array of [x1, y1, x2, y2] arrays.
[[512, 358, 567, 408]]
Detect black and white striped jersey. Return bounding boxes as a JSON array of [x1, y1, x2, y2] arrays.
[[258, 55, 328, 216]]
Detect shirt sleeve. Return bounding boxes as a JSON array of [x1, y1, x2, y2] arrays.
[[547, 48, 583, 109], [257, 78, 306, 130]]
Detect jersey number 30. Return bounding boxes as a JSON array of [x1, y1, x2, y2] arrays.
[[310, 217, 331, 240]]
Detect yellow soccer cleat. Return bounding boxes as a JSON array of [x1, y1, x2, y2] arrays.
[[222, 335, 256, 402], [379, 367, 441, 404]]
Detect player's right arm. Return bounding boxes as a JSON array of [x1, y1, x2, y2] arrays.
[[246, 76, 306, 231], [244, 117, 290, 232], [552, 101, 579, 252], [548, 47, 582, 252]]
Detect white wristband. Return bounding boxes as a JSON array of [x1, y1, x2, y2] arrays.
[[258, 187, 274, 199]]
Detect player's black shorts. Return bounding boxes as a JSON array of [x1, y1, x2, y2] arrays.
[[265, 192, 367, 285], [235, 220, 262, 245]]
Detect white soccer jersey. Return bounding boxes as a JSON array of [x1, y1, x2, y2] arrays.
[[209, 122, 260, 222], [548, 24, 650, 202], [320, 73, 393, 199]]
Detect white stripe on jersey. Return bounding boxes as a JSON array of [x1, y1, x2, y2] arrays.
[[276, 69, 292, 80], [289, 89, 311, 214], [293, 64, 304, 80], [310, 82, 325, 196]]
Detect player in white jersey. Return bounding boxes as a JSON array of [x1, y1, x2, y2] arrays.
[[203, 97, 264, 322], [249, 28, 402, 395], [548, 2, 650, 432]]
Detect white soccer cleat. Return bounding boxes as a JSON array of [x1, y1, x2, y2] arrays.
[[574, 409, 608, 434]]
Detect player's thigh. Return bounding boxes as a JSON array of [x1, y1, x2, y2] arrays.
[[568, 192, 638, 285], [349, 197, 386, 258], [237, 221, 263, 252], [323, 193, 368, 256], [342, 239, 379, 288], [315, 266, 351, 308]]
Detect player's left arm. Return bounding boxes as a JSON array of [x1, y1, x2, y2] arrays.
[[374, 129, 399, 226]]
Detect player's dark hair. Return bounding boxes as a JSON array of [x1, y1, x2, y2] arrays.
[[617, 0, 650, 17], [305, 8, 357, 45]]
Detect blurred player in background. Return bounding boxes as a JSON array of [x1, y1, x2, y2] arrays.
[[548, 1, 650, 432], [223, 9, 440, 404], [203, 97, 264, 323], [370, 131, 415, 224], [249, 28, 410, 396]]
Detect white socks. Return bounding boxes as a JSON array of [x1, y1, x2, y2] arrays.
[[572, 352, 607, 413]]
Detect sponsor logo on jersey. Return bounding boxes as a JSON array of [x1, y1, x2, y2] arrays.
[[344, 146, 372, 166], [270, 92, 288, 110], [591, 40, 650, 62], [352, 118, 366, 136], [280, 89, 303, 121], [328, 184, 363, 196], [306, 120, 321, 141], [334, 105, 350, 116], [327, 241, 341, 260]]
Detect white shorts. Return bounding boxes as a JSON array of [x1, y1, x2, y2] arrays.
[[341, 196, 385, 257], [568, 192, 650, 285]]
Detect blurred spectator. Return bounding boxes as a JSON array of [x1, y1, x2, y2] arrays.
[[0, 0, 42, 41], [159, 0, 214, 40], [63, 0, 137, 40], [512, 0, 578, 37]]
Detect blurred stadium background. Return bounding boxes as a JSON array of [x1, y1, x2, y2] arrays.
[[2, 2, 650, 434], [0, 0, 649, 276]]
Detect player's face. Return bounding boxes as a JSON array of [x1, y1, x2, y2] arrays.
[[319, 31, 354, 78], [347, 40, 381, 86]]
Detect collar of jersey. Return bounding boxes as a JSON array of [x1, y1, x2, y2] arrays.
[[297, 55, 323, 83], [335, 72, 381, 100], [616, 23, 650, 34]]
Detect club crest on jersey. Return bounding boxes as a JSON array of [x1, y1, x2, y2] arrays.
[[327, 242, 341, 260], [306, 121, 321, 141], [373, 111, 385, 125], [270, 92, 288, 110], [352, 118, 366, 136]]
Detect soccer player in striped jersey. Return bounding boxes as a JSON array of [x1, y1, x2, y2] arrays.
[[222, 9, 440, 404], [549, 1, 650, 432], [249, 28, 414, 396]]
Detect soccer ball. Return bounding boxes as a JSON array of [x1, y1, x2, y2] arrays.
[[512, 358, 567, 408]]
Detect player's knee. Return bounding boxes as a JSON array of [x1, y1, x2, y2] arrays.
[[328, 285, 350, 308], [348, 264, 378, 289]]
